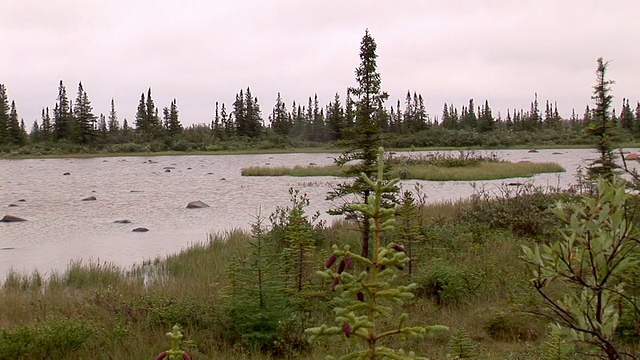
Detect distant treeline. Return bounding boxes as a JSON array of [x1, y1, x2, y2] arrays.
[[1, 81, 639, 153]]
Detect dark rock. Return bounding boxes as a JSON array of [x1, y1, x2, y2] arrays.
[[63, 172, 71, 175], [8, 204, 18, 207], [82, 196, 97, 201], [1, 215, 27, 222], [187, 167, 192, 170], [113, 219, 132, 224], [507, 182, 524, 186], [220, 177, 226, 180], [528, 148, 538, 153], [130, 190, 143, 192], [163, 166, 175, 170], [132, 227, 149, 232], [17, 199, 26, 202], [186, 200, 210, 209], [0, 247, 15, 250], [165, 169, 171, 172]]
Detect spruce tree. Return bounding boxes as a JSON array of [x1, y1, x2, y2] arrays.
[[308, 149, 447, 359], [0, 84, 9, 145], [325, 93, 345, 141], [53, 80, 74, 141], [74, 82, 97, 144], [107, 99, 119, 133], [477, 99, 494, 132], [619, 98, 634, 131], [40, 107, 52, 142], [328, 30, 392, 260], [587, 58, 616, 180], [166, 99, 182, 136], [223, 215, 289, 351], [7, 101, 26, 146], [270, 93, 291, 136], [135, 92, 147, 133]]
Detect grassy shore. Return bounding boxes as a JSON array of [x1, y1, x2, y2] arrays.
[[242, 161, 565, 181], [0, 189, 579, 359]]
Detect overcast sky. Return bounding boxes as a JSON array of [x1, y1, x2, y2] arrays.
[[2, 0, 639, 128]]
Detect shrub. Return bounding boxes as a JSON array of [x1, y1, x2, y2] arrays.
[[484, 311, 543, 342], [0, 317, 93, 359], [415, 261, 484, 306]]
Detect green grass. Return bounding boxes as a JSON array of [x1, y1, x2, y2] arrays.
[[0, 193, 571, 359], [242, 161, 565, 180]]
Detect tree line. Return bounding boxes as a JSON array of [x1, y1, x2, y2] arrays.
[[1, 77, 640, 152]]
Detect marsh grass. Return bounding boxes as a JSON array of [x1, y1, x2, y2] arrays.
[[0, 195, 567, 359], [242, 161, 564, 180]]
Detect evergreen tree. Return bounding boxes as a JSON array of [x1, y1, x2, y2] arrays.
[[325, 93, 346, 141], [460, 99, 477, 129], [145, 88, 160, 134], [30, 120, 41, 143], [53, 80, 74, 141], [134, 92, 147, 132], [525, 93, 541, 131], [7, 101, 26, 146], [587, 58, 616, 180], [477, 99, 494, 132], [40, 107, 52, 142], [0, 84, 9, 145], [619, 98, 634, 131], [166, 99, 182, 136], [97, 114, 107, 140], [328, 30, 392, 259], [234, 87, 262, 138], [107, 99, 119, 133], [223, 215, 289, 351], [74, 82, 97, 144], [270, 93, 291, 136], [635, 102, 640, 135], [309, 94, 325, 141]]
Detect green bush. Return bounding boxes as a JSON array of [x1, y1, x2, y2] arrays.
[[484, 312, 543, 342], [415, 261, 484, 306], [0, 317, 93, 359], [459, 183, 571, 238]]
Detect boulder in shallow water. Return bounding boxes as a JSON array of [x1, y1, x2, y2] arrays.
[[82, 196, 97, 201], [1, 215, 27, 222], [186, 200, 210, 209], [113, 219, 132, 224], [8, 204, 18, 207], [132, 227, 149, 232]]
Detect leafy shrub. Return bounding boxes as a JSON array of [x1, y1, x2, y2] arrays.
[[0, 317, 93, 359], [459, 183, 571, 238], [484, 312, 543, 342], [135, 296, 218, 328], [415, 261, 484, 305]]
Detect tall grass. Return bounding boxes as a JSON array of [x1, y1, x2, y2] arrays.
[[0, 192, 576, 359], [242, 161, 564, 180]]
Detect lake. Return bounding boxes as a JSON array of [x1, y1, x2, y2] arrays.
[[0, 148, 624, 279]]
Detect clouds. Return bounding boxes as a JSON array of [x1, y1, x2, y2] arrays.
[[1, 1, 639, 127]]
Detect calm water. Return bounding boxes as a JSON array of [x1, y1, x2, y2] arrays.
[[0, 149, 622, 279]]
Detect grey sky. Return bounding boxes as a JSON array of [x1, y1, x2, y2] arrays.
[[2, 0, 639, 128]]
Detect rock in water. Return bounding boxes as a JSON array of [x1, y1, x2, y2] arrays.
[[82, 196, 97, 201], [1, 215, 27, 222], [132, 227, 149, 232], [186, 200, 210, 209], [113, 219, 132, 224]]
